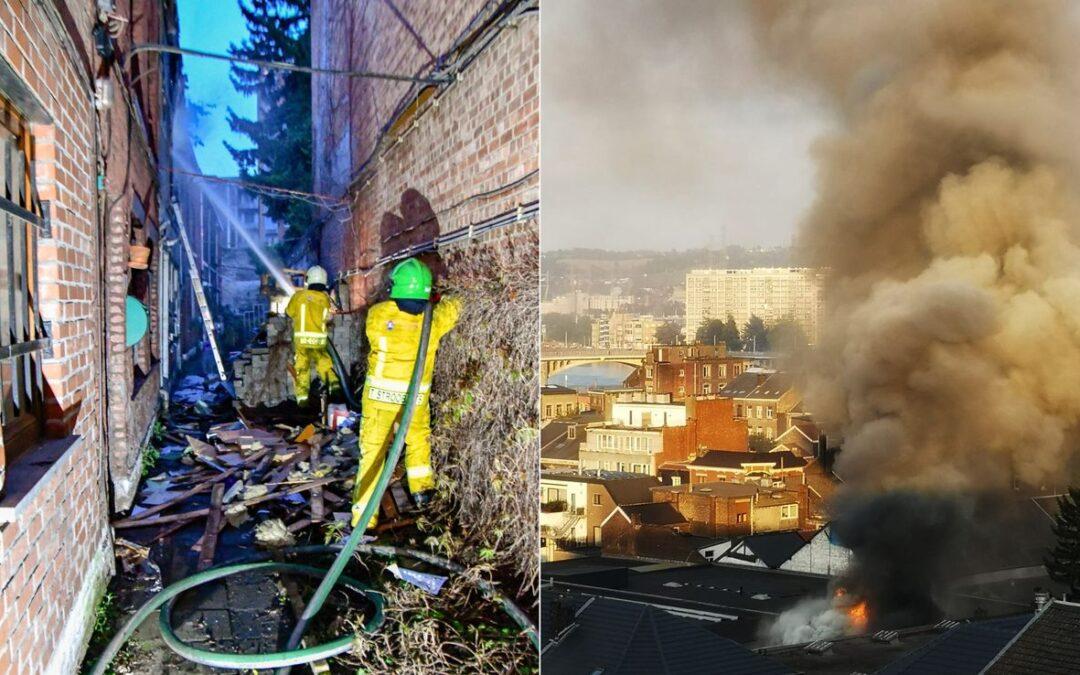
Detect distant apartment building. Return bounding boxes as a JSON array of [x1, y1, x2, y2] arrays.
[[720, 371, 801, 440], [641, 344, 756, 401], [684, 268, 824, 344], [541, 384, 580, 421], [540, 472, 659, 560], [591, 312, 660, 349], [218, 185, 283, 338], [542, 289, 632, 316]]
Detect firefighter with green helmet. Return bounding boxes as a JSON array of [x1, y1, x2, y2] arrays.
[[285, 265, 340, 406], [352, 257, 461, 530]]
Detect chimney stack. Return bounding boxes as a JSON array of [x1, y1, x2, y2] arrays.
[[1035, 590, 1052, 612]]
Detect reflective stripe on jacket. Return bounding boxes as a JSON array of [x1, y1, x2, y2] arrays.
[[363, 297, 461, 402], [285, 288, 333, 347]]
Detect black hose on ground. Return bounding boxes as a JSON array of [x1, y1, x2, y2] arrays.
[[325, 337, 362, 412]]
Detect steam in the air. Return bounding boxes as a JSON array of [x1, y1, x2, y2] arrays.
[[749, 0, 1080, 642]]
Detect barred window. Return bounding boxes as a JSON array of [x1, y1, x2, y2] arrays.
[[0, 97, 46, 462]]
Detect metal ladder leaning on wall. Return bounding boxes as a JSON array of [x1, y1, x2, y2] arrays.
[[170, 201, 228, 385]]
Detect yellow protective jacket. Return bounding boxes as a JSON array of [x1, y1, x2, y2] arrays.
[[363, 297, 461, 405], [285, 288, 333, 347]]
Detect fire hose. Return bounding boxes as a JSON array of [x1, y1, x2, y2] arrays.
[[91, 302, 538, 673]]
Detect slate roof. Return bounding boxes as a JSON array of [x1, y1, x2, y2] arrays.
[[541, 471, 660, 506], [688, 449, 808, 470], [726, 531, 808, 569], [616, 502, 688, 526], [985, 601, 1080, 674], [541, 413, 600, 463], [720, 372, 795, 400], [652, 481, 759, 498], [541, 596, 792, 675], [879, 613, 1031, 674]]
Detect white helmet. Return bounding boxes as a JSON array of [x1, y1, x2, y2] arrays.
[[306, 265, 328, 287]]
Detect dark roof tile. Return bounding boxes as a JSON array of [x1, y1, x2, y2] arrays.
[[619, 502, 688, 526], [985, 601, 1080, 674], [688, 450, 808, 470], [541, 596, 792, 674]]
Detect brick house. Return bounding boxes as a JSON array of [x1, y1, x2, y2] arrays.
[[541, 384, 579, 421], [660, 397, 749, 466], [662, 449, 809, 486], [720, 371, 800, 441], [0, 2, 185, 671], [641, 343, 756, 401], [599, 502, 709, 563], [651, 481, 809, 538], [540, 472, 658, 560], [772, 417, 823, 458]]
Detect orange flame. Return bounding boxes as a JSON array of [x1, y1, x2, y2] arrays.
[[833, 587, 869, 632], [846, 600, 869, 631]]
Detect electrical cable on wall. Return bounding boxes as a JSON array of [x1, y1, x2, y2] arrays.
[[125, 43, 450, 84]]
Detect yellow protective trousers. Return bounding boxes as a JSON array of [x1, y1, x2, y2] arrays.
[[293, 346, 339, 404], [285, 288, 338, 404], [351, 395, 433, 528], [350, 297, 460, 529]]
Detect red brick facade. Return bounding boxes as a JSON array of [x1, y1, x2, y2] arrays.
[[0, 2, 180, 671], [642, 344, 754, 401], [311, 0, 539, 301], [652, 487, 753, 538], [659, 397, 749, 465]]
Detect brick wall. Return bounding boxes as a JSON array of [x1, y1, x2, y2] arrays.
[[100, 1, 172, 510], [0, 1, 177, 670], [0, 2, 111, 672], [660, 397, 749, 465], [312, 0, 538, 299]]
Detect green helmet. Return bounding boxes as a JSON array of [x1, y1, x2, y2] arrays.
[[389, 258, 432, 300]]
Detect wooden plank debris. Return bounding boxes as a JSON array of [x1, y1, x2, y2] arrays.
[[196, 483, 225, 571]]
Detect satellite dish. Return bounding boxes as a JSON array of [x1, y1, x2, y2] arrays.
[[125, 296, 149, 346]]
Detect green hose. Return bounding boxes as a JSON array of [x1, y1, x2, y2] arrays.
[[91, 302, 538, 673]]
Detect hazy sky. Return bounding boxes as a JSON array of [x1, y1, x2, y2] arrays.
[[177, 0, 255, 176], [541, 0, 832, 252]]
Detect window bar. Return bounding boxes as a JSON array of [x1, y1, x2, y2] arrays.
[[5, 213, 17, 418], [12, 215, 24, 413], [31, 221, 42, 401]]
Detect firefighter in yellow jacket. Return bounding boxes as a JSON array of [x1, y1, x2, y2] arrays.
[[285, 265, 340, 406], [352, 258, 460, 529]]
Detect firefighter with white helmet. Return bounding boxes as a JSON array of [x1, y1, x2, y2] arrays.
[[351, 257, 461, 530], [284, 265, 339, 406]]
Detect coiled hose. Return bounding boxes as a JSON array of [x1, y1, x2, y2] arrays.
[[91, 302, 538, 673]]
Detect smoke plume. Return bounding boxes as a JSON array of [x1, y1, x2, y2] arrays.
[[753, 0, 1080, 491], [750, 0, 1080, 641]]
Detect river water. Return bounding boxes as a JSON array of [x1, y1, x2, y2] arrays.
[[547, 362, 636, 391]]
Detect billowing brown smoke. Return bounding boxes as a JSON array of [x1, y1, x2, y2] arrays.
[[750, 0, 1080, 639], [752, 0, 1080, 490]]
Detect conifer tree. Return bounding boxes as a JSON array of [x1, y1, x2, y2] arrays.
[[1046, 487, 1080, 597], [226, 0, 312, 243]]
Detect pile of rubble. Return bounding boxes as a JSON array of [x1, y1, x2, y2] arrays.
[[116, 373, 417, 573], [231, 313, 366, 409]]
